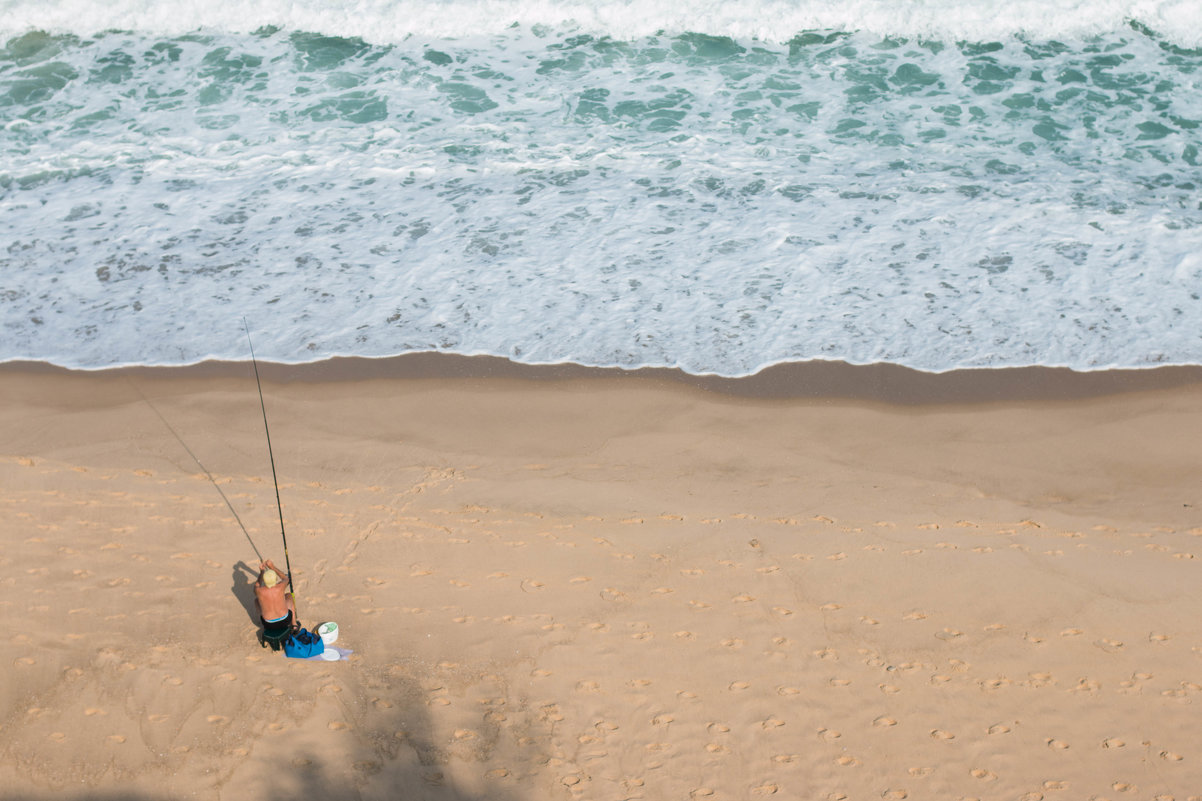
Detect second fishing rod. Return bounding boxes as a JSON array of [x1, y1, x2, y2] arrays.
[[244, 321, 296, 607]]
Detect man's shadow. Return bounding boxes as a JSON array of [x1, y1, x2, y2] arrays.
[[231, 561, 260, 625]]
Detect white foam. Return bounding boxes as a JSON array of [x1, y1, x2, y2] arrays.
[[2, 24, 1201, 374], [1, 0, 1200, 46]]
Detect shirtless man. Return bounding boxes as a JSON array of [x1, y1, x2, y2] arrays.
[[254, 559, 297, 637]]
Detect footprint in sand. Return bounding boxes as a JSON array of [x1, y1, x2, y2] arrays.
[[761, 718, 785, 729], [987, 723, 1011, 735], [874, 717, 898, 728], [930, 730, 954, 740], [706, 743, 730, 754], [971, 768, 998, 781], [1046, 738, 1070, 750]]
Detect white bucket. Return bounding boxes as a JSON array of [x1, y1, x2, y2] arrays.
[[317, 621, 339, 645]]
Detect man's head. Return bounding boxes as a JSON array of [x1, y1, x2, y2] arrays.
[[262, 569, 280, 588]]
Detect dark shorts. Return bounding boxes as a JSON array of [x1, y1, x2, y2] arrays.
[[261, 611, 293, 635]]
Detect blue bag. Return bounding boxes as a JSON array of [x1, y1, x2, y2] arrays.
[[283, 626, 325, 659]]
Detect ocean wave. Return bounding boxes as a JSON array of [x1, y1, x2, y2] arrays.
[[2, 13, 1200, 375], [1, 0, 1199, 47]]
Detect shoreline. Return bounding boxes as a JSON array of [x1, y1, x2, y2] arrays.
[[3, 356, 1201, 799], [5, 354, 1202, 404]]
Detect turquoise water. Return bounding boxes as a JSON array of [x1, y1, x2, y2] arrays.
[[1, 1, 1201, 373]]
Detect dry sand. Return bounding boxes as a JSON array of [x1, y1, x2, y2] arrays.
[[2, 356, 1201, 801]]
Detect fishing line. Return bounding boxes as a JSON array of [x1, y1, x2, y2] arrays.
[[128, 378, 264, 563]]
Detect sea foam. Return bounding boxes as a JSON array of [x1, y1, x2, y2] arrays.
[[2, 2, 1200, 373], [1, 0, 1200, 46]]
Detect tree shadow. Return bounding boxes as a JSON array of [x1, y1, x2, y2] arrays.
[[9, 667, 530, 801]]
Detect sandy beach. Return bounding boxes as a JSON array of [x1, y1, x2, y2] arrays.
[[2, 356, 1200, 801]]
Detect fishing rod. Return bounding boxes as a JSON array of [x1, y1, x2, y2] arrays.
[[244, 320, 295, 601]]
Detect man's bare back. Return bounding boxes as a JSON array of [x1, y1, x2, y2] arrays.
[[254, 560, 295, 625]]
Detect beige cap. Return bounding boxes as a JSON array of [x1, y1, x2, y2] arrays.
[[262, 569, 280, 588]]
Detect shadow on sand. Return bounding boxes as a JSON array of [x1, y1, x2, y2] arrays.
[[10, 666, 529, 801]]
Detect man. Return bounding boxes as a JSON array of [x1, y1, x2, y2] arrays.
[[254, 559, 297, 637]]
